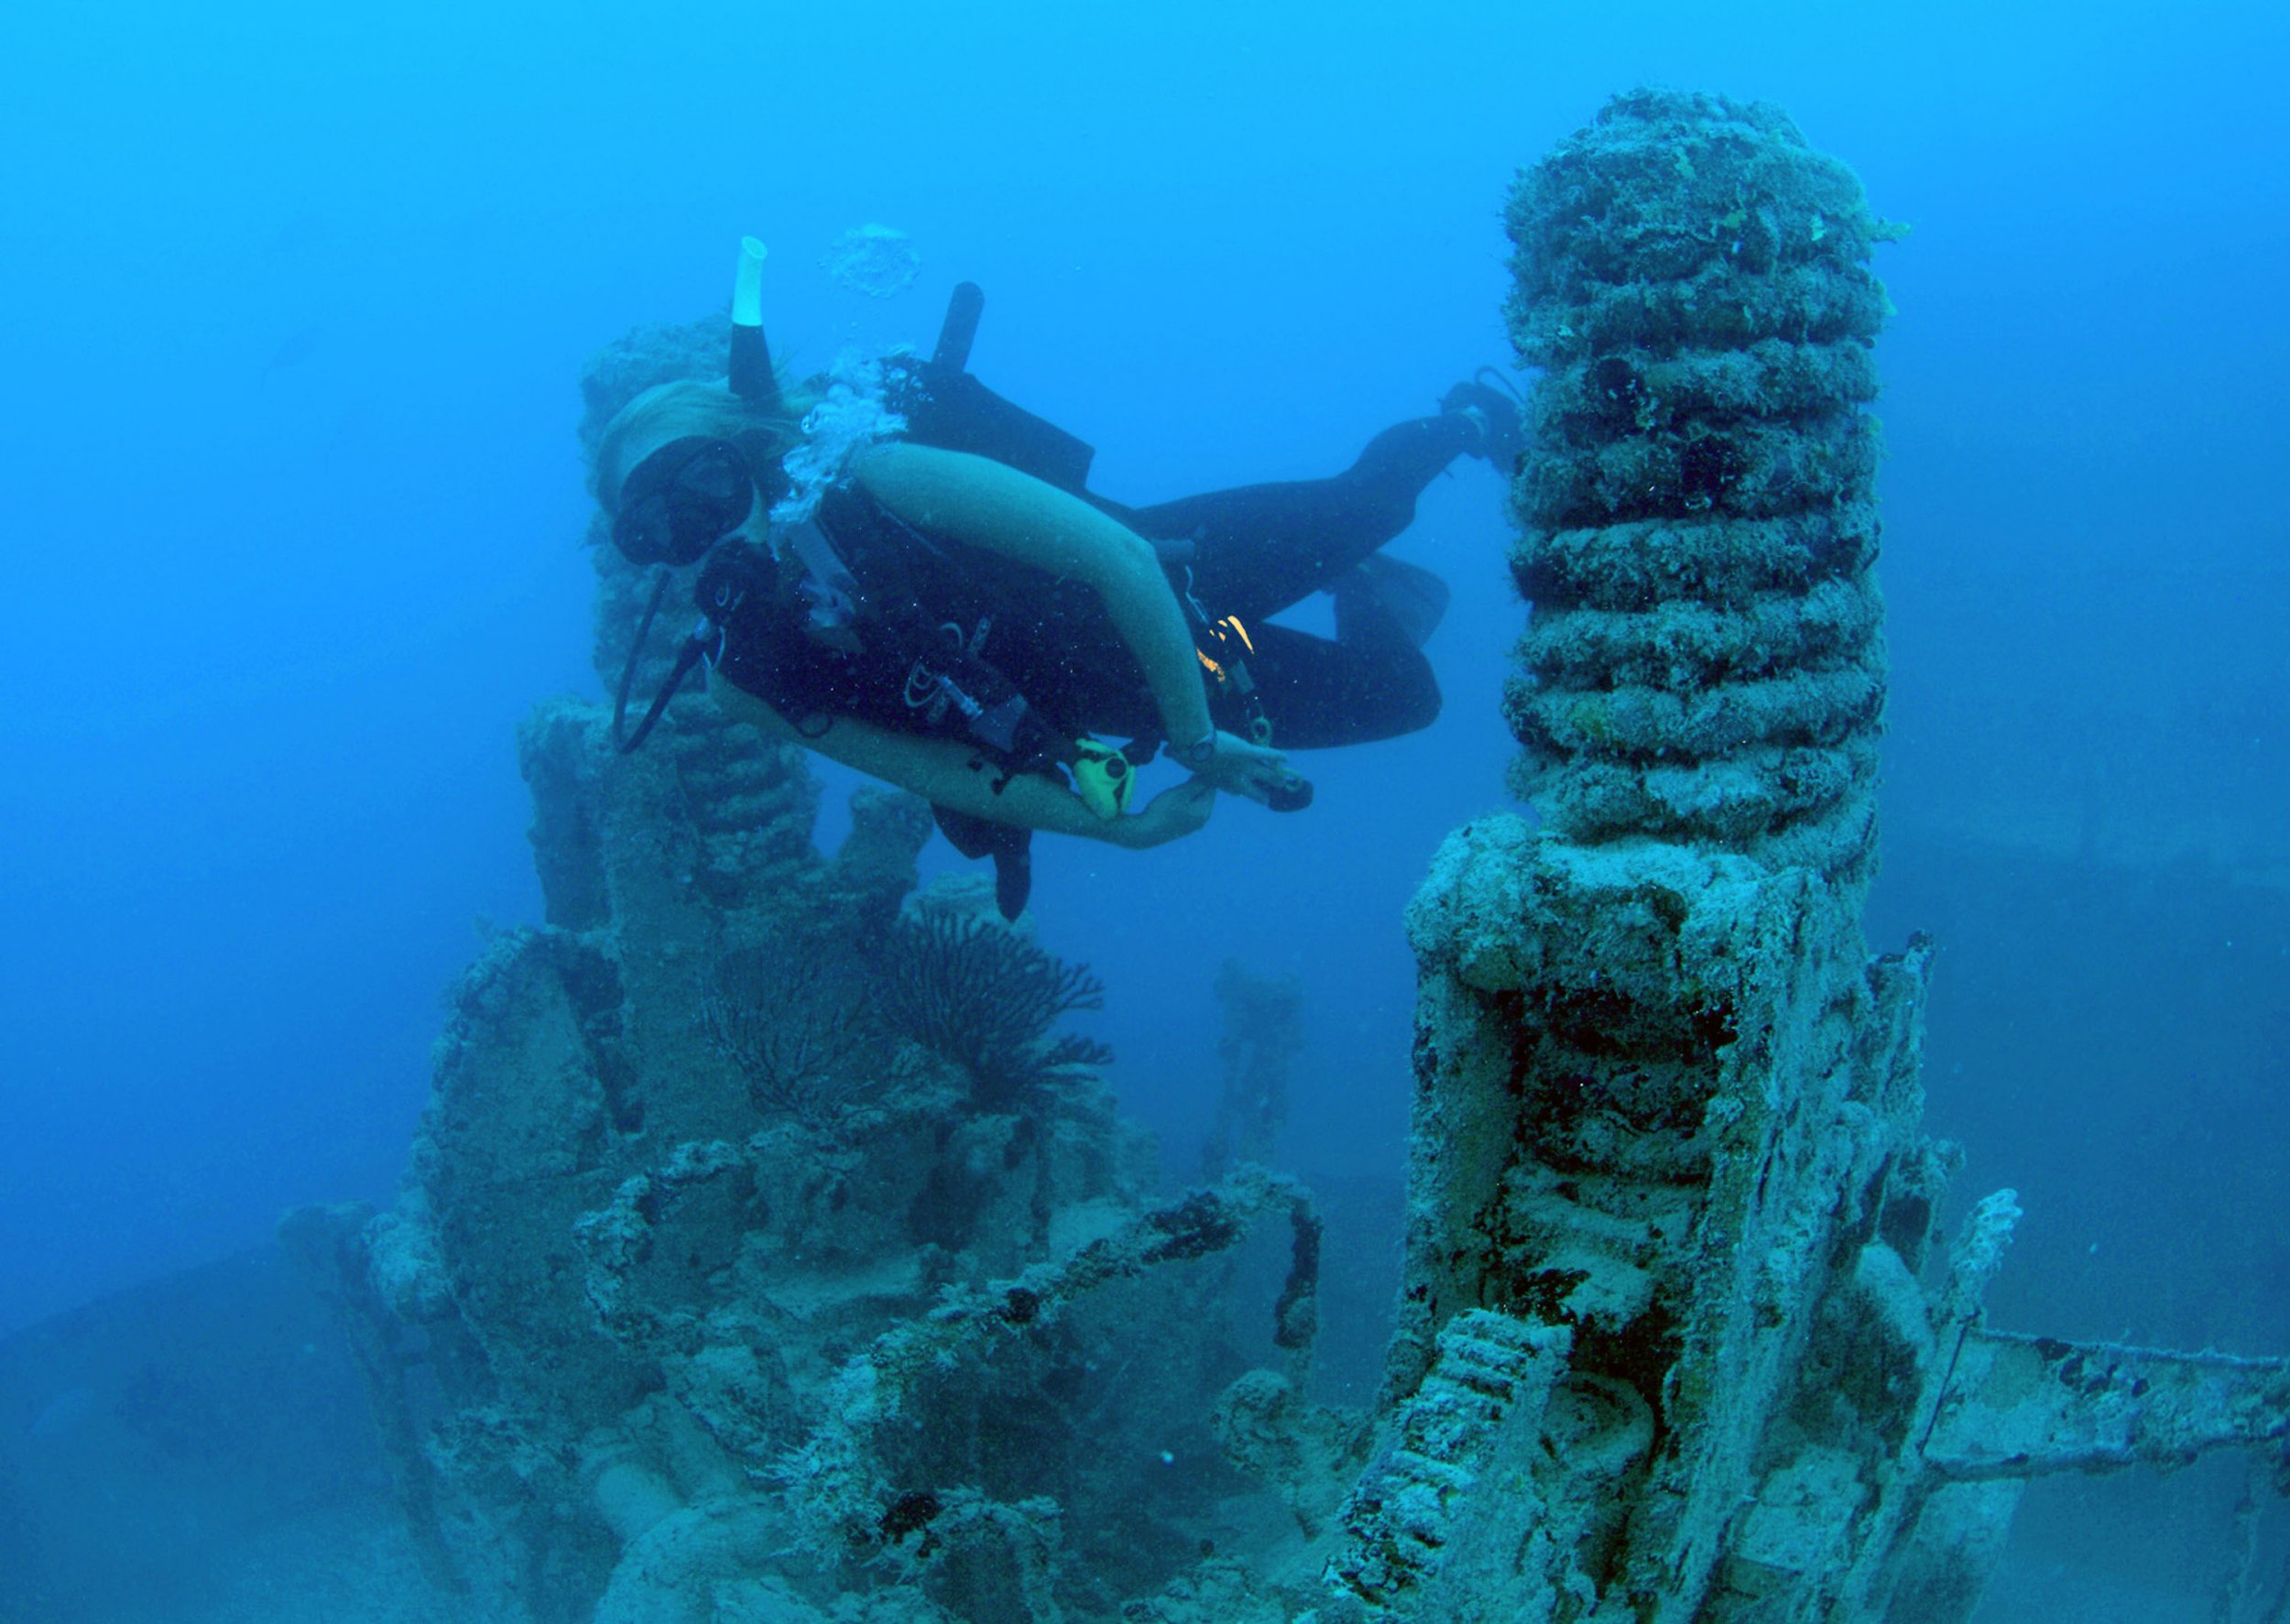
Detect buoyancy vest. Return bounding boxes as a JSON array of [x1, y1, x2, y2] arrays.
[[617, 345, 1297, 920], [708, 358, 1164, 770]]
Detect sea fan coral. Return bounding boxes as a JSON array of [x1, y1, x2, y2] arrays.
[[876, 910, 1109, 1109]]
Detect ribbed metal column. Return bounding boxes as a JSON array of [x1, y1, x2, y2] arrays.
[[1503, 88, 1897, 893]]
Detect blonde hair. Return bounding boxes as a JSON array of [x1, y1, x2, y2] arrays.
[[591, 377, 815, 511]]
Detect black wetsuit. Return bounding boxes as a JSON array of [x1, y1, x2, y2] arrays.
[[1087, 412, 1472, 747], [719, 411, 1473, 756]]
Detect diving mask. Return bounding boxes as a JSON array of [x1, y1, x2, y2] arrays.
[[611, 436, 756, 566]]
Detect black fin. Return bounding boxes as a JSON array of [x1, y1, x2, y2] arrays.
[[1336, 553, 1451, 650], [932, 805, 1035, 921]]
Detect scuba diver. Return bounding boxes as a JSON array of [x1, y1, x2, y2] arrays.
[[601, 240, 1522, 919]]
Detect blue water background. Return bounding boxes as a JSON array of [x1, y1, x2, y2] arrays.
[[1, 0, 2284, 1379]]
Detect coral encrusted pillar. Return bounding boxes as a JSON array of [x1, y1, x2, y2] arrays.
[[1334, 93, 1986, 1624]]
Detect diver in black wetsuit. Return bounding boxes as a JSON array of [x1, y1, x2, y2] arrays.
[[1085, 403, 1512, 749], [598, 249, 1521, 915]]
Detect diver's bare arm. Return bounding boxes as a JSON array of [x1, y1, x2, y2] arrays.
[[849, 442, 1216, 748], [709, 669, 1177, 846]]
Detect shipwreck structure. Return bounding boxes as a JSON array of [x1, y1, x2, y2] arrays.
[[279, 89, 2289, 1624], [1326, 89, 2290, 1622], [282, 311, 1345, 1624]]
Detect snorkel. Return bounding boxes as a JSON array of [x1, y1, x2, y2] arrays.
[[614, 236, 788, 753], [728, 235, 782, 412]]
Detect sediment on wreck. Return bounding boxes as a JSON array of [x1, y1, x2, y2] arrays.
[[1336, 89, 2289, 1624]]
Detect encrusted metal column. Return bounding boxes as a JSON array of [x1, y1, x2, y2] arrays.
[[1334, 91, 2290, 1624], [1504, 88, 1892, 895]]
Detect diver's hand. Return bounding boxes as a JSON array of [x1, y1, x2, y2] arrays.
[[1188, 731, 1307, 809], [1111, 780, 1217, 849]]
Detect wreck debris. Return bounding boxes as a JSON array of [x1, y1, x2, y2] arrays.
[[780, 1164, 1322, 1556]]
